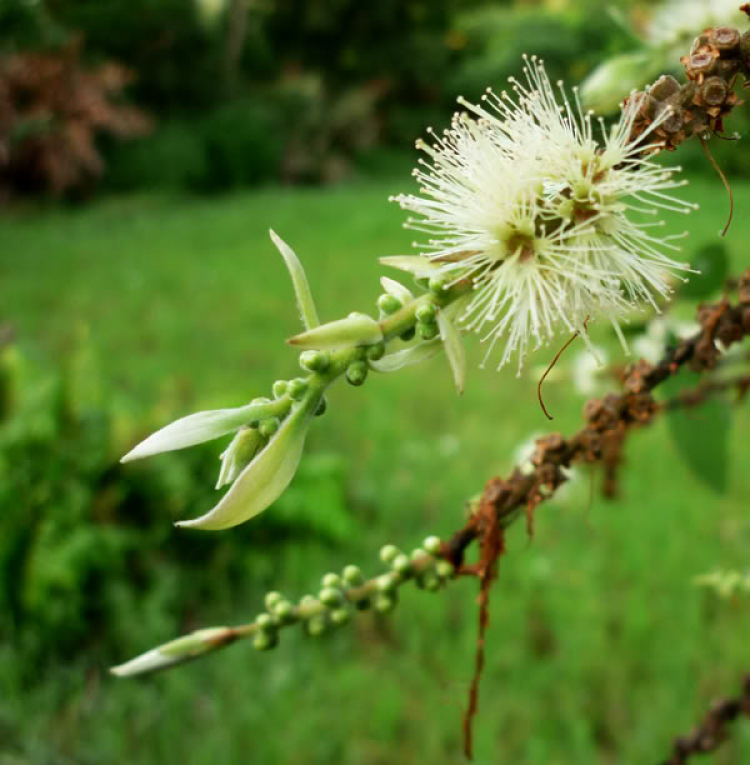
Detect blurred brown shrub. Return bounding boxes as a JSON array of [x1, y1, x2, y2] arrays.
[[0, 41, 151, 197]]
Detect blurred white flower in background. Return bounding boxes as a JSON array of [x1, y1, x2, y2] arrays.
[[572, 345, 609, 396], [633, 316, 699, 363]]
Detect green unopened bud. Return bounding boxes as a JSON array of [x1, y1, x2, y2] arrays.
[[399, 327, 416, 342], [256, 613, 275, 632], [330, 607, 351, 626], [378, 294, 402, 315], [391, 554, 411, 577], [423, 536, 441, 554], [428, 275, 448, 295], [418, 322, 439, 341], [374, 592, 397, 613], [258, 416, 280, 438], [273, 600, 296, 624], [272, 380, 288, 399], [299, 350, 329, 373], [306, 614, 328, 636], [343, 565, 364, 585], [289, 312, 384, 350], [287, 378, 308, 400], [420, 572, 441, 591], [319, 587, 343, 606], [410, 548, 425, 561], [367, 342, 386, 361], [322, 572, 343, 589], [415, 303, 437, 324], [253, 631, 278, 651], [346, 360, 368, 386], [376, 573, 399, 593], [299, 594, 317, 612], [379, 544, 399, 564], [265, 591, 283, 610], [435, 560, 454, 580]]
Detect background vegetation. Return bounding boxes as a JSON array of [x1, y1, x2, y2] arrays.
[[2, 1, 750, 763]]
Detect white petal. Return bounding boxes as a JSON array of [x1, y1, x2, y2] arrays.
[[175, 400, 315, 530], [369, 338, 442, 372], [437, 312, 466, 395], [270, 229, 320, 330], [121, 401, 280, 463]]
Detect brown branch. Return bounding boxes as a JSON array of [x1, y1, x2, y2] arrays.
[[659, 675, 750, 764]]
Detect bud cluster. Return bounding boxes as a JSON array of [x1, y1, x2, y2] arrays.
[[249, 535, 454, 651]]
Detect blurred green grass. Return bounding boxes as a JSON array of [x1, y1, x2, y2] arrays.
[[2, 176, 750, 764]]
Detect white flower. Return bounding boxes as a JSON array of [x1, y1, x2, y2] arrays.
[[572, 345, 609, 396], [633, 316, 700, 363], [392, 56, 695, 374]]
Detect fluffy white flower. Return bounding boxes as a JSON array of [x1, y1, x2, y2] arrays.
[[392, 56, 695, 374]]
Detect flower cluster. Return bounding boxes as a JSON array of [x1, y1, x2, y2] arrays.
[[392, 56, 695, 374]]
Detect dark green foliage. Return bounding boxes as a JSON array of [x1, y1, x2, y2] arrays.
[[680, 242, 730, 299]]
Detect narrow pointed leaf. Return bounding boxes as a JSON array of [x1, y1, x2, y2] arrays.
[[111, 627, 235, 677], [270, 229, 320, 330], [438, 312, 466, 395], [380, 276, 413, 304], [176, 398, 316, 530], [379, 255, 439, 276], [121, 400, 282, 463], [288, 313, 383, 350], [369, 338, 442, 373]]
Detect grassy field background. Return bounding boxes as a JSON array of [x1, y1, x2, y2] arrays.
[[2, 176, 750, 764]]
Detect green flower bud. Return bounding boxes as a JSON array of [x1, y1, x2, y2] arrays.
[[330, 607, 351, 626], [379, 544, 399, 564], [265, 591, 283, 610], [319, 587, 343, 606], [299, 350, 329, 373], [410, 548, 426, 561], [299, 594, 317, 612], [287, 378, 308, 400], [272, 380, 288, 399], [420, 572, 441, 591], [367, 342, 386, 361], [435, 560, 455, 580], [429, 275, 448, 295], [314, 396, 327, 417], [342, 565, 364, 585], [256, 613, 275, 632], [418, 321, 439, 341], [253, 631, 278, 651], [346, 360, 368, 386], [273, 600, 296, 624], [374, 592, 397, 613], [306, 614, 328, 636], [415, 303, 437, 324], [391, 554, 411, 577], [322, 572, 343, 589], [258, 416, 280, 438], [378, 293, 402, 315], [376, 573, 399, 593], [399, 327, 416, 342], [423, 536, 441, 555]]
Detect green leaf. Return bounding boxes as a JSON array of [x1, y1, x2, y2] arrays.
[[680, 242, 729, 300], [660, 371, 731, 493], [270, 230, 320, 330]]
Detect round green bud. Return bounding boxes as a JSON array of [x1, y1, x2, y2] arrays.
[[298, 594, 317, 614], [428, 275, 448, 295], [319, 587, 343, 606], [410, 548, 426, 562], [379, 545, 400, 564], [418, 321, 439, 341], [374, 592, 397, 613], [346, 361, 368, 387], [256, 613, 275, 632], [259, 416, 280, 438], [322, 572, 343, 589], [376, 573, 399, 593], [314, 396, 327, 417], [421, 573, 441, 592], [265, 591, 283, 610], [273, 600, 296, 623], [299, 350, 329, 373], [288, 378, 308, 400], [391, 554, 411, 576], [367, 342, 386, 361], [399, 326, 416, 342], [342, 565, 364, 585], [435, 560, 455, 580], [306, 614, 328, 637], [330, 607, 351, 626], [423, 536, 442, 555], [378, 293, 402, 315], [253, 631, 278, 651], [415, 302, 437, 324], [272, 380, 288, 399]]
